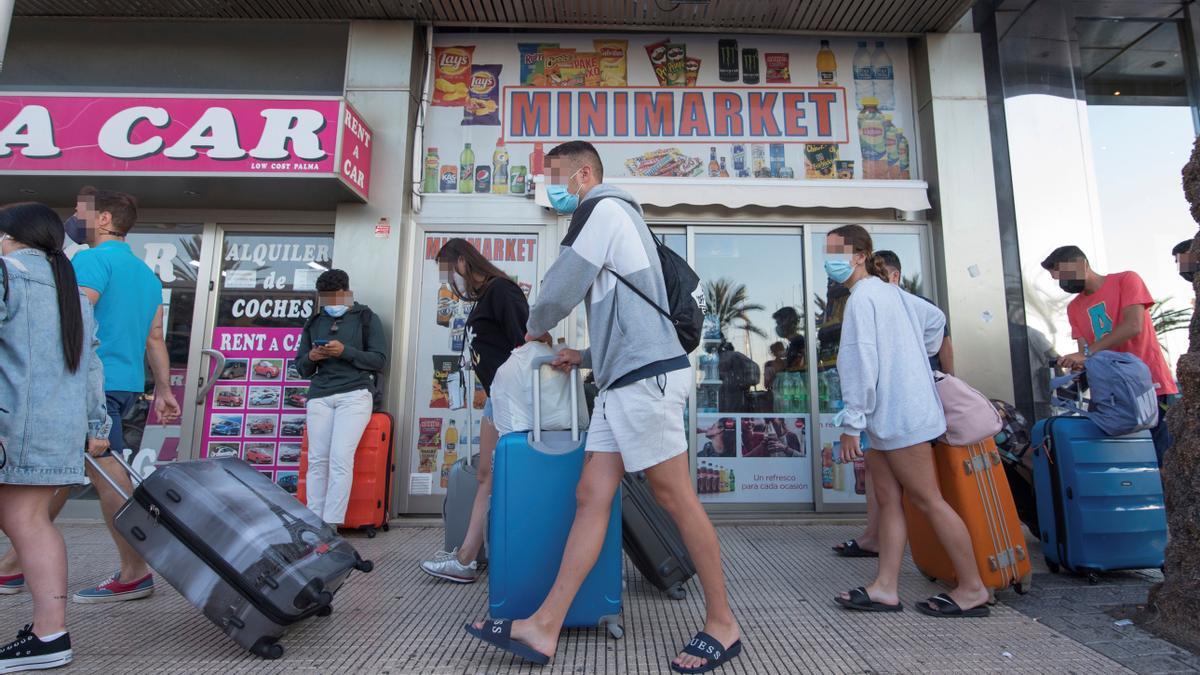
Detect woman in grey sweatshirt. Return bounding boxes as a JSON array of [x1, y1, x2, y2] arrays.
[[826, 225, 991, 619]]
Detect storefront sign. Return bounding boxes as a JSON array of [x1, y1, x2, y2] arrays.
[[339, 103, 373, 199], [421, 32, 913, 194], [0, 94, 373, 199], [504, 87, 849, 144]]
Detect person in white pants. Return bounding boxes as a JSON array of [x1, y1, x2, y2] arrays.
[[304, 389, 373, 523], [295, 269, 387, 526]]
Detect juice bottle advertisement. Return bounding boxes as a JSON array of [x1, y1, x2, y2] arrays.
[[420, 33, 912, 191], [818, 414, 870, 503]]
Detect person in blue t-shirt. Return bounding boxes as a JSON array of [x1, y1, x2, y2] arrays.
[[0, 187, 180, 605]]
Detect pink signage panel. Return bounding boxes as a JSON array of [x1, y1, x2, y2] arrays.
[[338, 102, 373, 199], [0, 95, 343, 175]]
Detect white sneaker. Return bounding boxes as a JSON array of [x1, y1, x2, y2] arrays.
[[419, 548, 478, 584]]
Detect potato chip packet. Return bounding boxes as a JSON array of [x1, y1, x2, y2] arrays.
[[542, 48, 577, 87], [594, 39, 628, 86], [645, 39, 670, 86], [463, 64, 502, 126], [685, 57, 702, 86], [665, 43, 687, 87], [433, 46, 474, 106]]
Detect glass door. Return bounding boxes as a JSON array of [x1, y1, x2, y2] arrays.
[[691, 228, 813, 510], [193, 228, 334, 496], [104, 224, 207, 475], [402, 227, 544, 515]]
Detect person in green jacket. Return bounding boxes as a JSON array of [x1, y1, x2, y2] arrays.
[[294, 269, 387, 527]]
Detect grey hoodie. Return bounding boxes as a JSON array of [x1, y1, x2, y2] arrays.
[[527, 184, 686, 390]]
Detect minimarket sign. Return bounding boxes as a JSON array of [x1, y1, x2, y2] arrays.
[[503, 86, 850, 144], [0, 94, 373, 199]]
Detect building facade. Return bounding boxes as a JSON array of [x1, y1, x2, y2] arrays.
[[1, 0, 1192, 516]]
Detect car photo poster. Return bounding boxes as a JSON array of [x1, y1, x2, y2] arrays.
[[201, 327, 309, 496]]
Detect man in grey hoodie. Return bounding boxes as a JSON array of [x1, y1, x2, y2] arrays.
[[466, 141, 742, 674]]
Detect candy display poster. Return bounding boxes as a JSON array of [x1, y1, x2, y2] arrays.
[[421, 32, 914, 196], [409, 233, 540, 496], [694, 413, 812, 504], [200, 326, 309, 495]]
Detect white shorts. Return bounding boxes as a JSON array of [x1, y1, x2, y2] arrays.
[[586, 368, 690, 473]]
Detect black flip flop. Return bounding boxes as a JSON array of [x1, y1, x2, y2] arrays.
[[914, 593, 991, 618], [833, 539, 879, 558], [463, 619, 551, 665], [834, 586, 903, 612], [670, 631, 743, 674]]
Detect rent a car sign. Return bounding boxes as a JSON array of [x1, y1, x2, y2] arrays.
[[503, 86, 849, 145]]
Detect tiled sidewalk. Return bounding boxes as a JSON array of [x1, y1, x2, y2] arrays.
[[0, 521, 1157, 674]]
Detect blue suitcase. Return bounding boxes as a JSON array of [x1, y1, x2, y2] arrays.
[[488, 357, 623, 638], [1030, 416, 1166, 581]]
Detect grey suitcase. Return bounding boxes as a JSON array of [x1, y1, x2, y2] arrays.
[[621, 471, 696, 599], [88, 454, 373, 659], [443, 361, 487, 565], [444, 454, 487, 565]]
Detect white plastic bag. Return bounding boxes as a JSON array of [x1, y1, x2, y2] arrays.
[[490, 342, 588, 436]]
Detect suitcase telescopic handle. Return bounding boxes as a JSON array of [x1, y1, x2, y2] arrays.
[[83, 450, 146, 502], [530, 354, 580, 444]]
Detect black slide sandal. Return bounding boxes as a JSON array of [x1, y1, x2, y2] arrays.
[[833, 539, 879, 558], [914, 593, 991, 618], [669, 631, 743, 674], [463, 619, 551, 665], [834, 586, 903, 612]]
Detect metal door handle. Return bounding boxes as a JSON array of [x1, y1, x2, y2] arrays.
[[195, 348, 226, 403]]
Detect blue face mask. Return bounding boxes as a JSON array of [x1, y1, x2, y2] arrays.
[[323, 304, 349, 318], [63, 215, 87, 245], [824, 255, 855, 284], [547, 168, 582, 214]]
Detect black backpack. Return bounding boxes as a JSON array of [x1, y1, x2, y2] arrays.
[[302, 306, 384, 411], [567, 197, 704, 353]]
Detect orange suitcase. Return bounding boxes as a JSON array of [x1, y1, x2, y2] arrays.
[[904, 439, 1033, 597], [298, 412, 394, 537]]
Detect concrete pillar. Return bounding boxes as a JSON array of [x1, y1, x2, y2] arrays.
[[334, 21, 420, 513], [916, 33, 1014, 401]]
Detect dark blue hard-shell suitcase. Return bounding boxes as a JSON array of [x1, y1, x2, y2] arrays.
[[487, 357, 623, 638], [1030, 415, 1167, 582]]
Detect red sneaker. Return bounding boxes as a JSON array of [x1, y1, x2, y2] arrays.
[[0, 574, 24, 595], [72, 573, 155, 604]]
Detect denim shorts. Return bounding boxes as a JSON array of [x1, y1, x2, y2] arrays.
[[102, 391, 140, 458]]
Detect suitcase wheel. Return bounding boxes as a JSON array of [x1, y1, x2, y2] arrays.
[[667, 585, 687, 601], [365, 527, 377, 539], [317, 605, 333, 618], [1046, 560, 1060, 574], [607, 623, 624, 640], [355, 558, 375, 573], [1086, 572, 1099, 585], [381, 522, 390, 532], [251, 638, 284, 660]]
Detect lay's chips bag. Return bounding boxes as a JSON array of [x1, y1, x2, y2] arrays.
[[433, 46, 474, 106], [463, 64, 502, 126]]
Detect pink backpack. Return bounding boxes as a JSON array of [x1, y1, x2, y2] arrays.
[[934, 371, 1003, 446]]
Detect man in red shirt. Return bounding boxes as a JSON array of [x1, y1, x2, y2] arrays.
[[1041, 246, 1180, 463]]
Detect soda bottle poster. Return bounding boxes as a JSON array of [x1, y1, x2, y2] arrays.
[[818, 415, 869, 504], [421, 32, 914, 195], [407, 232, 540, 496]]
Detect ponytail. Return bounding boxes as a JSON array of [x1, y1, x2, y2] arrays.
[[0, 202, 86, 372], [864, 253, 890, 282], [48, 251, 85, 373]]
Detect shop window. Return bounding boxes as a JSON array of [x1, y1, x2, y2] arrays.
[[693, 232, 811, 506]]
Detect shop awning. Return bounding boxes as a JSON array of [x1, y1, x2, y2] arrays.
[[534, 176, 931, 212]]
